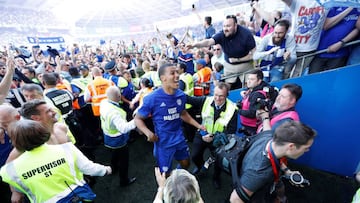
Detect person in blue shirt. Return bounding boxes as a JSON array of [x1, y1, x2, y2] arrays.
[[134, 63, 205, 175], [187, 15, 256, 90]]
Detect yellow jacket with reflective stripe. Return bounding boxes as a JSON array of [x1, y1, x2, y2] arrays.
[[0, 144, 85, 203], [201, 97, 237, 134]]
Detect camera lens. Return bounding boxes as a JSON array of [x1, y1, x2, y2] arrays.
[[292, 173, 302, 182]]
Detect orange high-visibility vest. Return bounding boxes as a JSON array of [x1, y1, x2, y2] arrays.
[[196, 67, 212, 84], [86, 77, 113, 116]]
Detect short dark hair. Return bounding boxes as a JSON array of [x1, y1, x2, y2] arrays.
[[177, 63, 187, 71], [20, 99, 47, 119], [248, 69, 264, 80], [273, 121, 316, 148], [23, 66, 36, 76], [8, 119, 50, 151], [213, 62, 224, 72], [226, 15, 237, 24], [140, 77, 153, 88], [282, 83, 302, 101], [205, 16, 212, 25], [158, 63, 175, 79], [274, 19, 290, 31], [42, 73, 57, 86]]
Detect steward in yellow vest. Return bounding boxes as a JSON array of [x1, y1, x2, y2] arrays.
[[99, 86, 137, 186], [0, 120, 111, 203]]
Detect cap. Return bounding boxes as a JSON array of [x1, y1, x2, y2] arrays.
[[105, 60, 116, 71], [196, 59, 206, 66], [79, 64, 89, 70]]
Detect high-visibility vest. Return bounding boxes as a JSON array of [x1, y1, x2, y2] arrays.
[[44, 89, 76, 144], [45, 89, 73, 116], [86, 77, 113, 116], [179, 72, 194, 96], [142, 71, 161, 87], [179, 72, 194, 109], [56, 79, 72, 93], [195, 67, 212, 84], [201, 97, 237, 134], [352, 188, 360, 203], [0, 144, 97, 203], [100, 100, 129, 148], [240, 90, 266, 127]]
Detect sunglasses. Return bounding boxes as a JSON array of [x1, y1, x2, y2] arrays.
[[213, 48, 221, 51]]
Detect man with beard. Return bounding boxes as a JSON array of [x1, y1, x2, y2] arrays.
[[253, 19, 296, 82], [187, 15, 256, 90]]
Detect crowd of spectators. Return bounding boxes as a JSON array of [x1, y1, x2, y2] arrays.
[[0, 7, 67, 28], [0, 1, 359, 202]]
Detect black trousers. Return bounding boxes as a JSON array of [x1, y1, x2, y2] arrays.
[[107, 145, 129, 184], [0, 181, 11, 203], [192, 134, 221, 179]]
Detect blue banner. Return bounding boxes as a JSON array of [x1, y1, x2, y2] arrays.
[[27, 37, 65, 53], [316, 0, 360, 8], [27, 36, 65, 44]]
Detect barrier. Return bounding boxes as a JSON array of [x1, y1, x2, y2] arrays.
[[228, 64, 360, 177]]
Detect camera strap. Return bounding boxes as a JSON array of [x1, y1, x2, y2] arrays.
[[267, 140, 280, 183]]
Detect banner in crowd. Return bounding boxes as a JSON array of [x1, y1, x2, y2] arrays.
[[315, 0, 360, 8], [27, 36, 66, 53]]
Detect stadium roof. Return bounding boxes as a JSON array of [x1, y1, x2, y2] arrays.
[[1, 0, 247, 28]]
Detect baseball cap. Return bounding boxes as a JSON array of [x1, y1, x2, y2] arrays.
[[79, 64, 89, 70], [196, 59, 206, 66], [105, 60, 116, 71]]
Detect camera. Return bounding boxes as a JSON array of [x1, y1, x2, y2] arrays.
[[255, 98, 272, 110], [255, 86, 279, 110], [282, 171, 310, 187]]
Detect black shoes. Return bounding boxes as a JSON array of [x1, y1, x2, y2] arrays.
[[120, 177, 137, 187]]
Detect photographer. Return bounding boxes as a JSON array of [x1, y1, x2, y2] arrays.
[[238, 69, 270, 136], [256, 83, 302, 133], [254, 83, 304, 202], [229, 121, 316, 203]]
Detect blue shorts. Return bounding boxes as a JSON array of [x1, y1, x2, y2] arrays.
[[155, 141, 190, 173]]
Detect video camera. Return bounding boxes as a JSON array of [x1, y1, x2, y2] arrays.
[[256, 86, 279, 110]]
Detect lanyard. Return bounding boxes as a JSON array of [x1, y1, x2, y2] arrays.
[[267, 140, 280, 182]]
